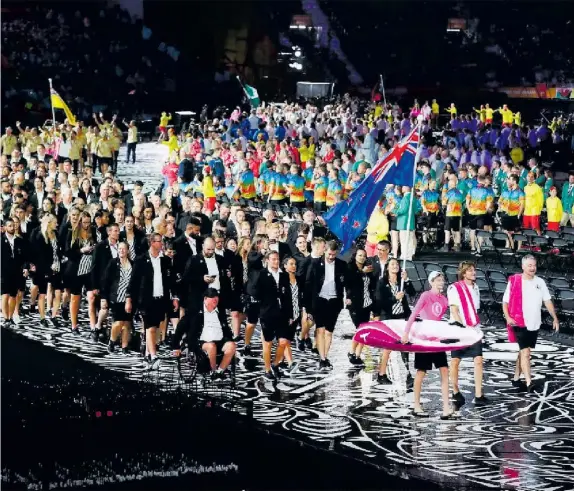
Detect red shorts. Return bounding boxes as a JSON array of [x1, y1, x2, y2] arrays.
[[159, 126, 168, 135], [365, 241, 377, 257], [522, 215, 540, 231], [546, 221, 560, 232], [485, 118, 493, 124], [204, 197, 216, 212]]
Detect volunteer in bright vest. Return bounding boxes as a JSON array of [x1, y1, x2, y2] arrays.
[[502, 255, 559, 393], [447, 261, 488, 407], [522, 172, 544, 233]]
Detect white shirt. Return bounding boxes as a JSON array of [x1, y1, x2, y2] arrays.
[[268, 267, 280, 286], [215, 249, 224, 257], [109, 240, 118, 258], [150, 253, 164, 297], [447, 282, 480, 327], [200, 308, 224, 341], [205, 255, 221, 291], [187, 236, 197, 255], [319, 260, 337, 299], [503, 275, 551, 331]]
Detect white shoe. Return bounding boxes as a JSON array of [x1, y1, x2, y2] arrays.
[[12, 313, 21, 325]]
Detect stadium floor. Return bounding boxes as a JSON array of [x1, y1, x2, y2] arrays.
[[3, 142, 574, 491]]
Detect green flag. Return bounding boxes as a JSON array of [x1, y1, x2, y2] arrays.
[[243, 83, 260, 108]]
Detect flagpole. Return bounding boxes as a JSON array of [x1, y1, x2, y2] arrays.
[[236, 75, 248, 101], [400, 122, 422, 292], [379, 74, 387, 109], [48, 78, 56, 125]]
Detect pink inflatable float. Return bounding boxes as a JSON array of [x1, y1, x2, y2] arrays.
[[353, 319, 483, 353]]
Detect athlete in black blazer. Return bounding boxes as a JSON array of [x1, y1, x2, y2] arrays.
[[127, 233, 178, 366], [1, 218, 28, 324], [254, 250, 293, 380], [305, 241, 348, 369], [171, 288, 236, 375], [181, 237, 230, 312]]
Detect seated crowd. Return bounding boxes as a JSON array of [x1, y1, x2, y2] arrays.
[[1, 96, 573, 383]]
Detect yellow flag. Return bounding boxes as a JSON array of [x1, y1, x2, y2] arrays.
[[50, 88, 77, 125]]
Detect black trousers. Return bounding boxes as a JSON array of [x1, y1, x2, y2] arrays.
[[126, 142, 137, 163]]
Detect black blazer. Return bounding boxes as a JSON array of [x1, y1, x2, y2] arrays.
[[304, 257, 347, 315], [182, 253, 230, 309], [346, 262, 375, 311], [245, 251, 264, 298], [292, 251, 311, 279], [101, 257, 133, 303], [91, 239, 117, 291], [173, 233, 203, 273], [371, 256, 388, 283], [375, 277, 416, 319], [127, 251, 176, 307], [63, 230, 96, 277], [29, 230, 61, 275], [1, 233, 26, 278], [254, 268, 293, 321], [171, 308, 233, 350]]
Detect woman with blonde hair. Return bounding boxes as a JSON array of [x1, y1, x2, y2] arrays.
[[65, 211, 97, 334], [30, 214, 63, 327]]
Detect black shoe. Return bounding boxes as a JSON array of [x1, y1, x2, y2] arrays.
[[278, 360, 288, 369], [377, 374, 392, 385], [71, 328, 80, 335], [264, 370, 275, 381], [406, 372, 414, 386], [297, 339, 306, 351], [311, 347, 319, 355], [318, 359, 328, 371], [243, 344, 252, 356], [39, 319, 49, 327], [91, 329, 99, 342], [452, 392, 466, 405], [108, 340, 115, 353], [233, 335, 242, 342], [271, 364, 281, 379], [348, 353, 357, 364], [304, 338, 312, 349], [324, 358, 333, 369], [61, 307, 69, 321], [29, 304, 37, 314], [50, 317, 61, 328], [474, 395, 489, 406], [512, 379, 527, 389], [527, 382, 538, 393], [122, 347, 129, 355]]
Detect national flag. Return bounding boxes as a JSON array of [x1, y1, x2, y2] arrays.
[[243, 83, 260, 108], [323, 127, 420, 252], [50, 88, 77, 125]]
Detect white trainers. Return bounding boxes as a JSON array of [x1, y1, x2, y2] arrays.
[[12, 313, 21, 325]]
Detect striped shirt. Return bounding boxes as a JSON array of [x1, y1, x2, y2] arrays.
[[116, 262, 132, 303], [77, 239, 93, 276]]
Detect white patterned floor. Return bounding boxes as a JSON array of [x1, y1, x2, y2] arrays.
[[4, 142, 574, 491]]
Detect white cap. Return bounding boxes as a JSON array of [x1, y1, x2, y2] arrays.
[[428, 271, 444, 283]]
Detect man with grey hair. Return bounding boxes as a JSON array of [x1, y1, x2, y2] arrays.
[[502, 255, 559, 392]]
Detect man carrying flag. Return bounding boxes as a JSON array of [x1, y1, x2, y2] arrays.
[[323, 127, 420, 253]]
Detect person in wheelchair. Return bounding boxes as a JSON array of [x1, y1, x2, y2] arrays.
[[171, 288, 236, 379]]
